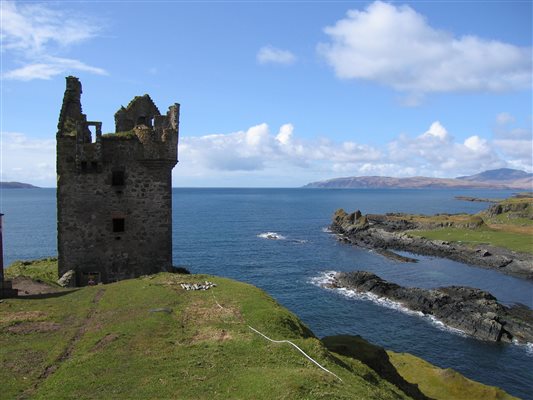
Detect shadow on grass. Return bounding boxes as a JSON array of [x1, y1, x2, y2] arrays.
[[15, 289, 80, 300]]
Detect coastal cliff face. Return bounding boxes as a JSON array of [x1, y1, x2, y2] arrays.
[[330, 208, 533, 280], [330, 271, 533, 345]]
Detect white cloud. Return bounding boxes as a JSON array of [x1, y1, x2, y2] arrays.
[[3, 57, 108, 81], [276, 123, 293, 145], [257, 46, 296, 65], [1, 1, 106, 80], [0, 132, 55, 185], [177, 123, 381, 181], [4, 120, 530, 188], [175, 119, 532, 186], [422, 121, 449, 141], [318, 1, 532, 95]]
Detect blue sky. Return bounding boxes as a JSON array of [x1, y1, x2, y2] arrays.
[[1, 0, 531, 187]]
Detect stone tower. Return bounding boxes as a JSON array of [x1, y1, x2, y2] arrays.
[[56, 76, 179, 286]]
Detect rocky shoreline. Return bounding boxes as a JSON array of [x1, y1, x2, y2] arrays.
[[331, 209, 533, 280], [327, 271, 533, 344]]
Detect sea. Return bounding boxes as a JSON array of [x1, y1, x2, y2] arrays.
[[2, 187, 532, 399]]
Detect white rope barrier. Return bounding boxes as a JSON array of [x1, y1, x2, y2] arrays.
[[208, 288, 342, 382], [247, 326, 343, 382]]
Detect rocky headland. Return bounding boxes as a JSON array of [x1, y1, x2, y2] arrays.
[[327, 271, 533, 344], [330, 199, 533, 280]]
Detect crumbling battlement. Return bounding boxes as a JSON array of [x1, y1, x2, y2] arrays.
[[57, 76, 179, 286]]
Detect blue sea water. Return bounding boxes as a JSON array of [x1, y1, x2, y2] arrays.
[[1, 187, 532, 399]]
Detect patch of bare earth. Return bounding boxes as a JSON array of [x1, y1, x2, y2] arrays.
[[191, 328, 233, 343], [11, 277, 63, 296], [7, 321, 61, 334], [183, 300, 242, 324], [0, 311, 47, 324]]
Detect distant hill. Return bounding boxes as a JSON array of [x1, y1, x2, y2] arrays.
[[304, 169, 532, 189], [457, 168, 533, 183], [0, 181, 39, 189]]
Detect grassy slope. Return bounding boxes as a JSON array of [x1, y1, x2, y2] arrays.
[[4, 258, 60, 286], [1, 260, 518, 400], [1, 270, 408, 400], [409, 197, 533, 254], [388, 352, 517, 400]]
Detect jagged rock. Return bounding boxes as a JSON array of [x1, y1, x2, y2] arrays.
[[332, 271, 533, 344], [57, 270, 76, 287]]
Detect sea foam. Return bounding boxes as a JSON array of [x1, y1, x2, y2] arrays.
[[257, 232, 286, 240], [311, 271, 468, 338]]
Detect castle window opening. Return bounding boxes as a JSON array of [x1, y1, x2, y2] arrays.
[[137, 116, 147, 126], [112, 170, 125, 186], [80, 161, 87, 172], [91, 161, 98, 171], [113, 218, 125, 233]]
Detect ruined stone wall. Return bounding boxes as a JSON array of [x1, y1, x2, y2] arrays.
[[57, 77, 179, 285]]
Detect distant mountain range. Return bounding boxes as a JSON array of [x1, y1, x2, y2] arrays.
[[303, 168, 533, 190], [0, 182, 40, 189]]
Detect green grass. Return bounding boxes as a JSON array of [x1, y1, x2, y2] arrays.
[[388, 351, 518, 400], [1, 268, 409, 400], [408, 196, 533, 254], [4, 258, 59, 286], [411, 226, 533, 254], [1, 261, 517, 399]]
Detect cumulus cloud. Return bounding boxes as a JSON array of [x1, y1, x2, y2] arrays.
[[174, 119, 531, 186], [257, 45, 296, 65], [0, 132, 56, 185], [4, 120, 529, 187], [318, 1, 532, 95], [179, 123, 381, 176], [1, 1, 106, 80], [388, 122, 507, 176]]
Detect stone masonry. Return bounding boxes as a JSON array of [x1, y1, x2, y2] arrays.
[[57, 76, 179, 286]]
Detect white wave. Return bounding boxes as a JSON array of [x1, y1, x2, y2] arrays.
[[321, 226, 333, 233], [257, 232, 286, 240], [312, 272, 533, 351], [309, 270, 337, 287], [513, 340, 533, 357], [290, 239, 308, 244], [310, 271, 468, 337]]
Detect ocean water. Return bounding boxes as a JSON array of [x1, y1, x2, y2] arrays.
[[2, 187, 532, 399]]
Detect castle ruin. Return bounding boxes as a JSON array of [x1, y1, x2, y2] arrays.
[[57, 76, 179, 286]]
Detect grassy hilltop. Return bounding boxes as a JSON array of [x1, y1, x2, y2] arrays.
[[410, 195, 533, 254], [1, 260, 517, 400]]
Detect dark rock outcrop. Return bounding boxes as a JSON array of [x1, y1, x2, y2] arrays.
[[330, 271, 533, 344], [331, 209, 533, 280]]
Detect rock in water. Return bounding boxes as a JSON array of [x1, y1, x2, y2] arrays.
[[332, 271, 533, 344]]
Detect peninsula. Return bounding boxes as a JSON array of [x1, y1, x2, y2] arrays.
[[0, 182, 39, 189], [331, 195, 533, 280]]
